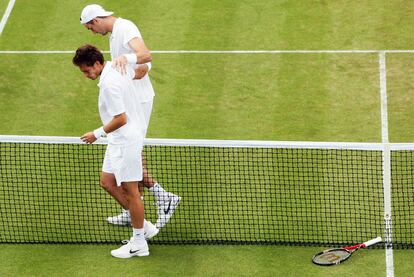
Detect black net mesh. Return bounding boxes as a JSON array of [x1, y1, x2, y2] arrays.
[[0, 140, 393, 247], [391, 150, 414, 248]]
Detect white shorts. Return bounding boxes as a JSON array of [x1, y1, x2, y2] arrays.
[[142, 100, 153, 136], [102, 143, 143, 186]]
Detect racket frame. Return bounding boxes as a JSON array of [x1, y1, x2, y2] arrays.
[[312, 237, 382, 266], [312, 248, 354, 266]]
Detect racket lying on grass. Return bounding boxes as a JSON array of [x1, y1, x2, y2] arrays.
[[312, 236, 382, 266]]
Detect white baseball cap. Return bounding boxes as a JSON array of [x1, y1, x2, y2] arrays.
[[80, 4, 113, 24]]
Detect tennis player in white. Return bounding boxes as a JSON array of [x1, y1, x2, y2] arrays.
[[80, 4, 181, 229], [73, 44, 157, 258]]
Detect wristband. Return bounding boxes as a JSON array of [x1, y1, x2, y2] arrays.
[[124, 54, 138, 64], [93, 126, 107, 139], [146, 62, 152, 71]]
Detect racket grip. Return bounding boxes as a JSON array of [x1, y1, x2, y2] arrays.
[[363, 237, 382, 247]]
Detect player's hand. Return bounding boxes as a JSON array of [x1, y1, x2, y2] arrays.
[[112, 55, 128, 75], [134, 64, 149, 79], [81, 132, 97, 144]]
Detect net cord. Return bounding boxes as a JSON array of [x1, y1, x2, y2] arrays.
[[0, 135, 401, 150]]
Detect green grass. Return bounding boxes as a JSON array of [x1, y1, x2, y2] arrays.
[[2, 1, 414, 50], [0, 1, 8, 21], [2, 0, 414, 276], [0, 53, 381, 141], [387, 54, 414, 142], [0, 54, 101, 136], [150, 53, 381, 141], [394, 249, 414, 276], [0, 244, 385, 277]]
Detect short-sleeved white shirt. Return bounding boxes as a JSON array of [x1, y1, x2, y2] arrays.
[[110, 18, 155, 103], [98, 62, 147, 146]]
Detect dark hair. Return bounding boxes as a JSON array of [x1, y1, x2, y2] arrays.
[[72, 44, 104, 67]]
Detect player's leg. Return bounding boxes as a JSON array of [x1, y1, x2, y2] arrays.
[[110, 142, 150, 259], [101, 148, 131, 225], [124, 182, 159, 240], [107, 100, 181, 229], [111, 181, 149, 258], [123, 181, 144, 229], [100, 172, 128, 208], [102, 175, 158, 238], [103, 145, 158, 239], [100, 171, 131, 225], [142, 155, 181, 228], [141, 100, 181, 228]]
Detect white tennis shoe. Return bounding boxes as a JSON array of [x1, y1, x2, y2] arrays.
[[111, 237, 149, 258], [144, 220, 159, 240], [155, 193, 181, 229], [107, 209, 131, 226]]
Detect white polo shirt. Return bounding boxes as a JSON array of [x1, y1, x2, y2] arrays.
[[110, 18, 155, 103], [97, 62, 146, 146]]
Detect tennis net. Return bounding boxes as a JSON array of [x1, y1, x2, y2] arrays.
[[0, 135, 411, 247]]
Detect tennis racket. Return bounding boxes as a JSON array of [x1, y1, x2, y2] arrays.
[[312, 237, 382, 266]]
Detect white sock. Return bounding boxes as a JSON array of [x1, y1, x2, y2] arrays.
[[149, 183, 168, 201], [132, 227, 145, 241]]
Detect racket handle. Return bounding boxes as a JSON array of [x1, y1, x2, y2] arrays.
[[363, 237, 382, 247]]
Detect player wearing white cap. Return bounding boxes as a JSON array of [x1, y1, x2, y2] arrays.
[[80, 4, 181, 229]]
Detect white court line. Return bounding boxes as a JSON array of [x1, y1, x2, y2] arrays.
[[379, 52, 389, 143], [379, 52, 394, 277], [1, 49, 414, 54], [0, 0, 16, 36], [0, 50, 108, 54]]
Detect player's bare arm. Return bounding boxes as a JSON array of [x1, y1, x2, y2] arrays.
[[134, 64, 149, 80], [81, 113, 127, 144], [112, 37, 152, 74]]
